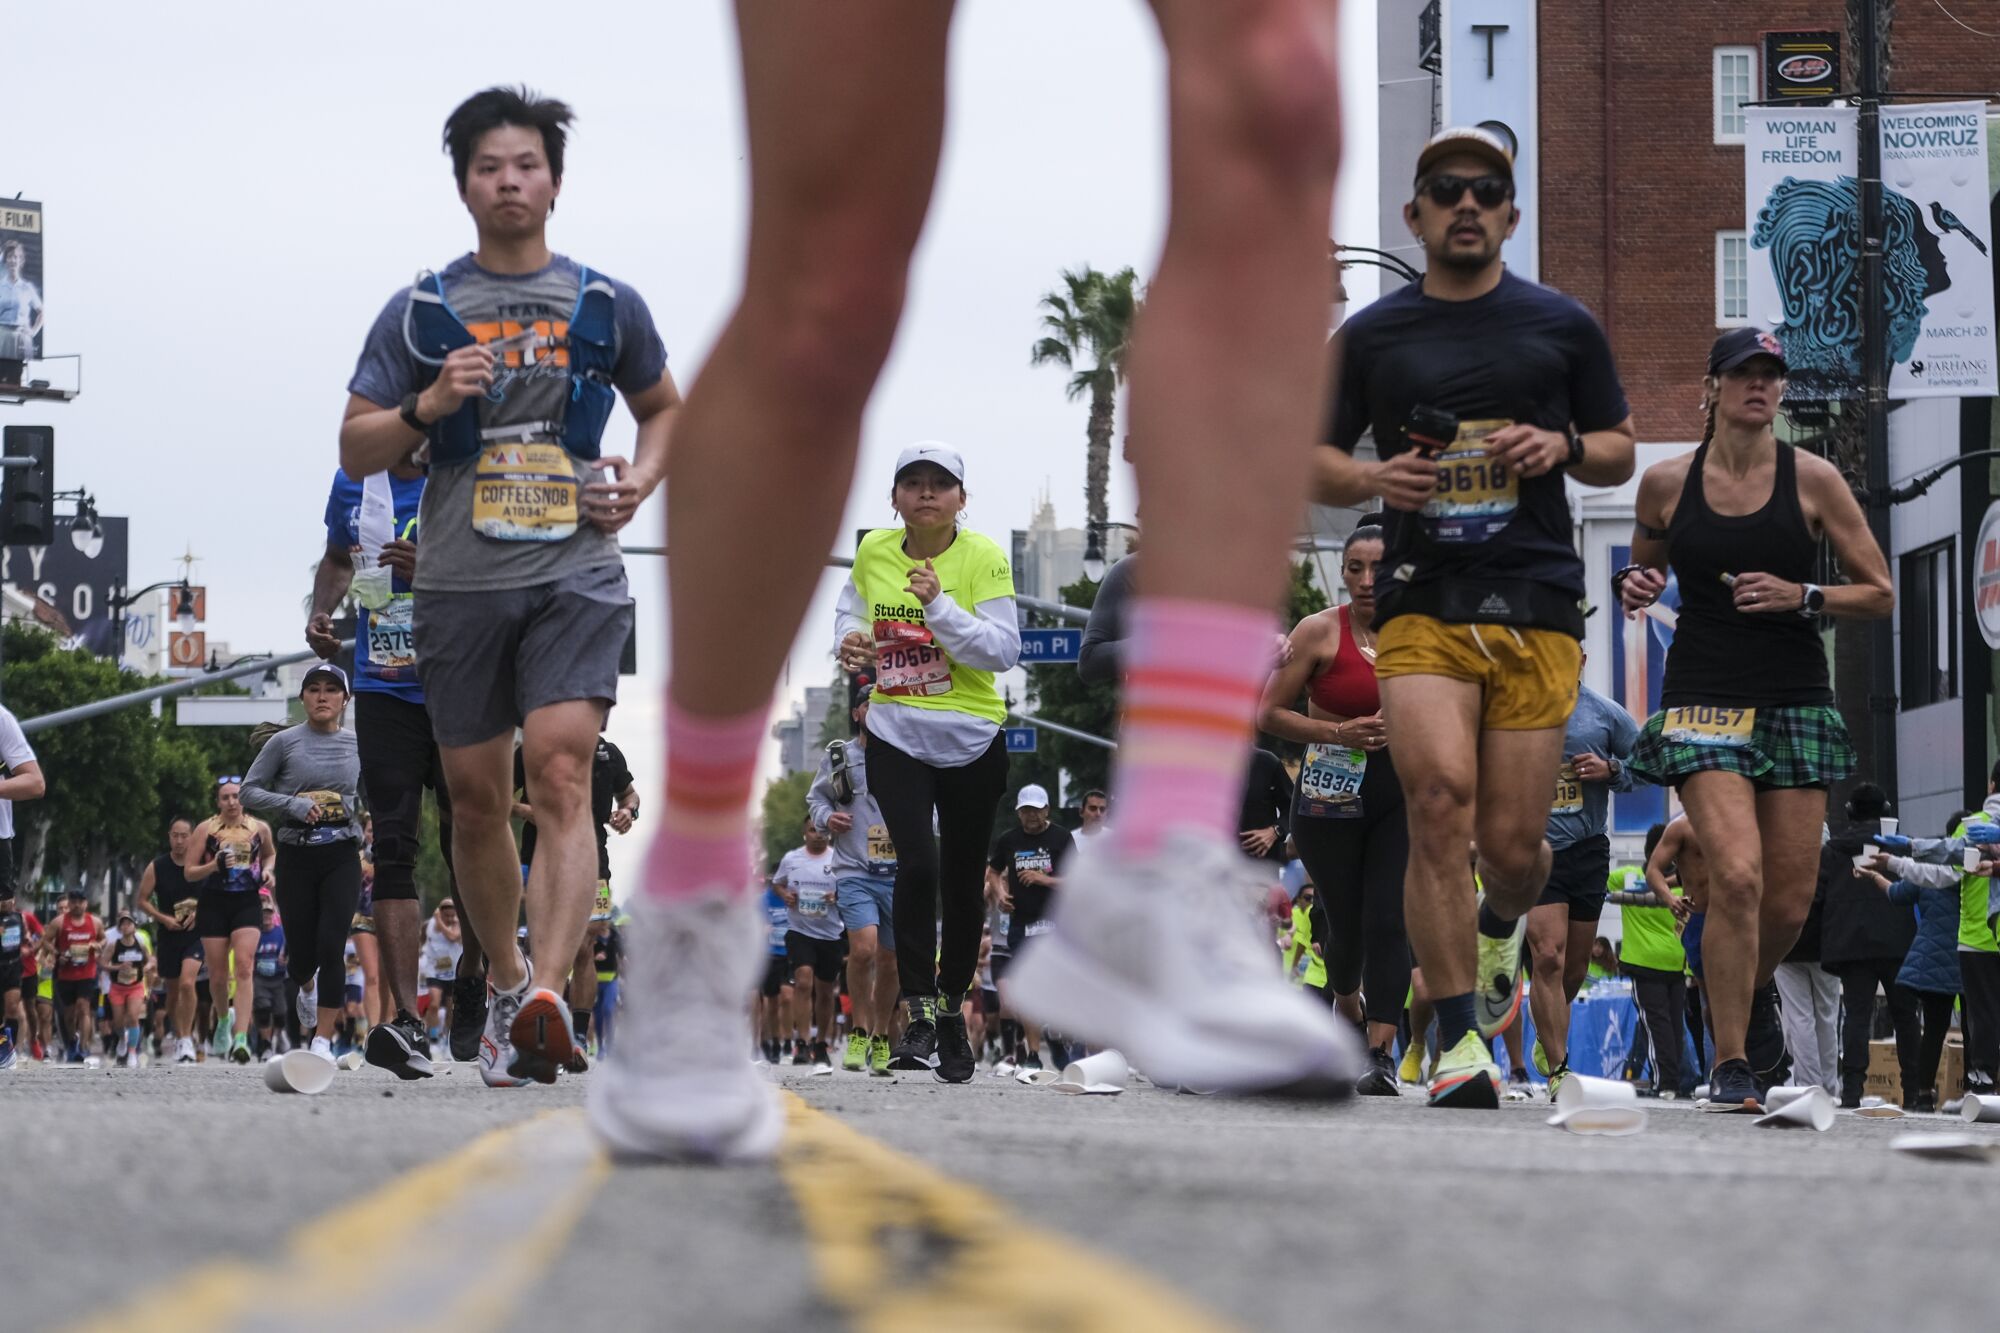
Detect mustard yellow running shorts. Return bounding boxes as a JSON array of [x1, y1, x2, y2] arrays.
[[1374, 613, 1580, 731]]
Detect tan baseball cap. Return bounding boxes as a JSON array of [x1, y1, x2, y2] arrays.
[[1414, 126, 1514, 183]]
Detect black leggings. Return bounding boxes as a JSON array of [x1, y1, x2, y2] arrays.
[[866, 729, 1009, 1002], [1293, 751, 1409, 1029], [273, 841, 365, 1009], [1905, 987, 1958, 1098]]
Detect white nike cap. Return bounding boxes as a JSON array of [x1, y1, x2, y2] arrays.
[[894, 442, 965, 485], [1016, 784, 1050, 810]]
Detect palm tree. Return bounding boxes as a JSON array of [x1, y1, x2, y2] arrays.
[[1030, 266, 1140, 544]]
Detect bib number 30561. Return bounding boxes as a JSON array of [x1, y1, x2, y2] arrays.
[[1662, 706, 1755, 749], [874, 619, 953, 697]]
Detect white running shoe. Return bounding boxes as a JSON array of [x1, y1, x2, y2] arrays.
[[174, 1037, 197, 1065], [588, 891, 783, 1163], [1008, 830, 1362, 1096], [480, 975, 534, 1089], [310, 1035, 334, 1060], [297, 976, 318, 1034]]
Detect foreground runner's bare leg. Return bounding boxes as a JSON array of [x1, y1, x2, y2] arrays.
[[591, 2, 955, 1160], [1008, 0, 1358, 1094]]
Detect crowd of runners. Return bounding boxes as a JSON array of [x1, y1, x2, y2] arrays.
[[0, 15, 1983, 1157]]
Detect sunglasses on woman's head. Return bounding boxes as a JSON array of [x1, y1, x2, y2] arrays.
[[1418, 173, 1512, 210], [216, 775, 242, 787]]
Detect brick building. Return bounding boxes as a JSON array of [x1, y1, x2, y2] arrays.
[[1373, 2, 2000, 834]]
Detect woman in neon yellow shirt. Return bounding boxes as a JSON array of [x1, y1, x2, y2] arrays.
[[836, 444, 1021, 1083]]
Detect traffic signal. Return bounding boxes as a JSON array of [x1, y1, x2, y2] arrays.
[[1, 426, 54, 547]]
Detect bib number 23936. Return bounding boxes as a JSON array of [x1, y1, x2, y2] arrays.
[[473, 443, 578, 543], [1299, 743, 1366, 819], [1662, 706, 1755, 749], [874, 619, 953, 698]]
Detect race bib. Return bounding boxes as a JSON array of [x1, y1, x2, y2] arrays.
[[1422, 419, 1519, 545], [1024, 919, 1054, 939], [591, 880, 614, 923], [865, 824, 897, 872], [256, 956, 279, 978], [1298, 743, 1367, 820], [117, 961, 141, 985], [173, 898, 199, 925], [0, 923, 17, 951], [874, 619, 954, 698], [797, 886, 832, 919], [365, 597, 418, 673], [473, 443, 578, 543], [1552, 763, 1584, 815], [66, 943, 90, 964], [1662, 706, 1755, 749]]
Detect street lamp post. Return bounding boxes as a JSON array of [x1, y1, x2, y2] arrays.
[[108, 578, 196, 671], [1082, 521, 1141, 583]]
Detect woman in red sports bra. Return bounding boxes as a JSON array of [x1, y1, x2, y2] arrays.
[[1260, 524, 1408, 1096]]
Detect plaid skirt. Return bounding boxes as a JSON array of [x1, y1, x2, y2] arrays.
[[1627, 703, 1855, 791]]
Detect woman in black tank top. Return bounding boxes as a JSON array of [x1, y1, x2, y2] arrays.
[[1614, 329, 1891, 1112]]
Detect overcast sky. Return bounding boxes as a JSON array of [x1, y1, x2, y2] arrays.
[[7, 0, 1379, 891]]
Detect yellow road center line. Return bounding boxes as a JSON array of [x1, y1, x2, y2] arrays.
[[65, 1109, 608, 1333], [778, 1092, 1239, 1333]]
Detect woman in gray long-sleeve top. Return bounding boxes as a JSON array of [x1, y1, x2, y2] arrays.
[[240, 663, 365, 1062]]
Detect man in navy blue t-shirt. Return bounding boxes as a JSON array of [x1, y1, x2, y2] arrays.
[[1316, 126, 1637, 1110]]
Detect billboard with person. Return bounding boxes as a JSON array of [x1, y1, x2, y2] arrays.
[[0, 199, 46, 367]]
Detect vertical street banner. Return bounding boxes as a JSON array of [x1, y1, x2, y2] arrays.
[[1607, 543, 1670, 835], [1745, 104, 1996, 401], [0, 199, 45, 363]]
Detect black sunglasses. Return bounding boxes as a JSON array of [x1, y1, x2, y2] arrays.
[[1418, 173, 1512, 210]]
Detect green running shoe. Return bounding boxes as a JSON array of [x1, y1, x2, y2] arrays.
[[843, 1030, 868, 1072], [868, 1033, 892, 1077], [1427, 1030, 1501, 1109], [1532, 1038, 1549, 1078], [1474, 913, 1527, 1039], [228, 1032, 253, 1066], [1546, 1063, 1571, 1105], [212, 1012, 233, 1058]]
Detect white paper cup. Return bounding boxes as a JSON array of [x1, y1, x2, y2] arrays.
[[1851, 852, 1873, 870], [1968, 848, 1985, 873], [1016, 1067, 1060, 1087], [1754, 1085, 1833, 1130], [1546, 1105, 1647, 1136], [1960, 1093, 2000, 1123], [263, 1049, 335, 1095], [1880, 817, 1900, 836], [1764, 1085, 1818, 1112], [1052, 1050, 1129, 1095], [1554, 1073, 1639, 1113]]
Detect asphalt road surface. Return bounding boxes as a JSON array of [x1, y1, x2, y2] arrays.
[[6, 1058, 1994, 1332]]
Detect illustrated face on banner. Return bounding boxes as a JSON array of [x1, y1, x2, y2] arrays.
[[1752, 177, 1951, 386]]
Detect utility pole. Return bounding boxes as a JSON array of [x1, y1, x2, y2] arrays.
[[1857, 0, 1899, 804]]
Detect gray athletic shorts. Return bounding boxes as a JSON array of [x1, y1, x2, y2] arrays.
[[413, 563, 633, 748]]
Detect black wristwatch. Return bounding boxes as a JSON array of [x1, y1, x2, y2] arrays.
[[399, 392, 432, 434], [1798, 583, 1825, 617], [1562, 429, 1586, 469]]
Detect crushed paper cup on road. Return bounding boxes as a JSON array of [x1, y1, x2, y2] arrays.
[[1016, 1067, 1061, 1087], [263, 1049, 335, 1096], [1052, 1050, 1128, 1095], [1764, 1085, 1819, 1112], [1754, 1085, 1834, 1130], [1854, 1103, 1905, 1119], [1547, 1072, 1646, 1134], [1891, 1133, 2000, 1162], [1960, 1093, 2000, 1123]]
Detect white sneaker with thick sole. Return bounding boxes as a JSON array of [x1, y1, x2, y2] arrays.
[[1008, 830, 1362, 1096], [297, 977, 318, 1034], [309, 1035, 334, 1060], [588, 891, 783, 1163], [174, 1037, 197, 1065], [480, 973, 534, 1090]]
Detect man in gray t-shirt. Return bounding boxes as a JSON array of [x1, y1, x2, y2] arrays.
[[335, 87, 680, 1091]]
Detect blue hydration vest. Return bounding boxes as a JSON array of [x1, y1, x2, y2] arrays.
[[402, 265, 619, 467]]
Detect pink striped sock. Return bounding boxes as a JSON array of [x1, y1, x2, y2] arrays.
[[1112, 597, 1276, 856], [646, 699, 766, 901]]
